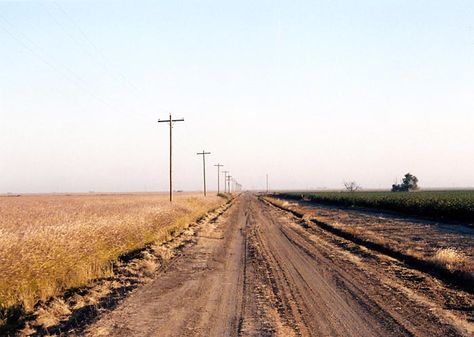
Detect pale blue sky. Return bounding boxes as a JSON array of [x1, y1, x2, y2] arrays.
[[1, 0, 473, 192]]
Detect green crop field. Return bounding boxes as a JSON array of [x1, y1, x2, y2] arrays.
[[275, 191, 474, 224]]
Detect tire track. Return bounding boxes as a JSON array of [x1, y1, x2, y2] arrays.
[[256, 196, 471, 336], [68, 194, 471, 337]]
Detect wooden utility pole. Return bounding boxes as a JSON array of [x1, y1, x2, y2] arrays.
[[214, 164, 223, 195], [266, 174, 269, 194], [158, 113, 184, 202], [222, 171, 229, 193], [196, 150, 211, 196], [227, 175, 232, 193]]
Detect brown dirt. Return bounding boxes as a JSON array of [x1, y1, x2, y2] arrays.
[[75, 194, 474, 337], [267, 196, 474, 290], [13, 198, 233, 336], [70, 193, 474, 337], [291, 199, 474, 264]]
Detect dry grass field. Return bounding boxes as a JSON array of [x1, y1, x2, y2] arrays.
[[0, 193, 225, 316]]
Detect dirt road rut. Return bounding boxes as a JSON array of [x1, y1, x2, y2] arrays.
[[84, 194, 472, 337]]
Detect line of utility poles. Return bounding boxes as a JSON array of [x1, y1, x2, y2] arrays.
[[222, 171, 229, 193], [233, 178, 242, 192], [158, 114, 241, 200]]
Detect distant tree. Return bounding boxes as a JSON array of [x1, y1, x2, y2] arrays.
[[391, 173, 419, 192], [402, 173, 419, 190], [344, 181, 361, 192]]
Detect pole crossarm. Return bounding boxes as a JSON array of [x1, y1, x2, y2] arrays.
[[158, 118, 184, 123]]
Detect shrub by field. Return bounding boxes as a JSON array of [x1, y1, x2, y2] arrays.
[[0, 193, 224, 319], [276, 191, 474, 224]]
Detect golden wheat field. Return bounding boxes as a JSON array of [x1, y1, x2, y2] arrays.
[[0, 193, 224, 314]]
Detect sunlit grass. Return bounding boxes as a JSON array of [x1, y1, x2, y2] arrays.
[[0, 193, 224, 313], [432, 248, 468, 271]]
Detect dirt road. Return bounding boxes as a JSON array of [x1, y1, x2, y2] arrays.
[[84, 194, 473, 337]]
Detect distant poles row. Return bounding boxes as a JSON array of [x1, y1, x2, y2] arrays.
[[158, 113, 241, 202]]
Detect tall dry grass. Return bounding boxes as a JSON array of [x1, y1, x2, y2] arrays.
[[0, 193, 223, 315]]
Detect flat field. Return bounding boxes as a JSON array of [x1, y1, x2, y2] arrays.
[[5, 194, 473, 336], [0, 192, 224, 316], [268, 195, 474, 277], [85, 194, 473, 337], [277, 190, 474, 224]]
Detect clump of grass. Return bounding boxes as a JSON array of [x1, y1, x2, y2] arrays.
[[0, 193, 224, 323], [217, 193, 233, 201], [432, 248, 468, 271]]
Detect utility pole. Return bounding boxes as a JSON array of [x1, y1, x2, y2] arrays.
[[196, 150, 211, 196], [266, 174, 269, 194], [214, 164, 224, 195], [227, 175, 232, 193], [222, 171, 229, 193], [158, 113, 184, 202]]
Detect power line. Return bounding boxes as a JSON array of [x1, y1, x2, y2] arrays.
[[40, 4, 115, 82], [0, 14, 117, 112], [52, 1, 138, 91]]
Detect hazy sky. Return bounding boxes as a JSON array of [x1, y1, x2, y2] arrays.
[[1, 0, 473, 193]]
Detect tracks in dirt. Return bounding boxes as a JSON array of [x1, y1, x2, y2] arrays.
[[262, 197, 474, 295], [83, 195, 247, 337], [74, 194, 472, 336], [253, 196, 473, 337], [16, 199, 235, 337]]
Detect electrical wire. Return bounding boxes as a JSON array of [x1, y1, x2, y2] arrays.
[[0, 14, 117, 112], [53, 1, 139, 92]]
